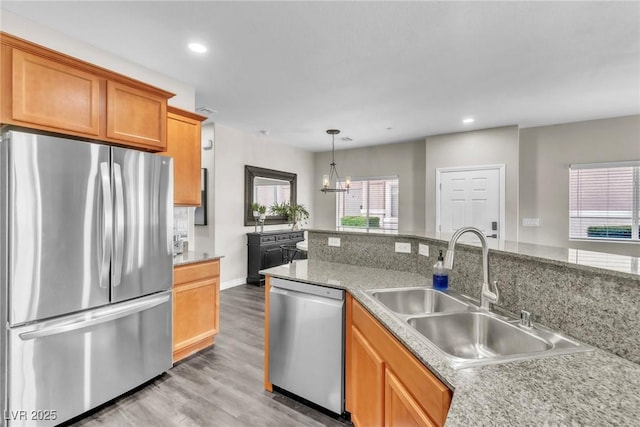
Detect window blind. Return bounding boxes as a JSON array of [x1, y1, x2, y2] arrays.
[[336, 176, 399, 230], [569, 162, 639, 241]]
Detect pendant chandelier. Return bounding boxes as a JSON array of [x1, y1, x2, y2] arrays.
[[321, 129, 350, 193]]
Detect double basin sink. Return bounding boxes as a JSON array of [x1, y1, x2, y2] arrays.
[[366, 287, 591, 369]]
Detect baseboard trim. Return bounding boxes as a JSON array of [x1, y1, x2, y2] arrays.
[[221, 278, 246, 290]]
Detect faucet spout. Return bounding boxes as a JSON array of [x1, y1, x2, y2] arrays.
[[443, 226, 499, 311]]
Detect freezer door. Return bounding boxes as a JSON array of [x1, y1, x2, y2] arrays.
[[6, 291, 172, 427], [4, 131, 111, 326], [111, 148, 172, 302]]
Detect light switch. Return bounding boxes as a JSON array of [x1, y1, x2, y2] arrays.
[[395, 242, 411, 253], [418, 244, 429, 257], [522, 218, 540, 227], [328, 237, 341, 247]]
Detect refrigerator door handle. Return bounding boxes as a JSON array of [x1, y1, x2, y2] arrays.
[[113, 162, 125, 287], [18, 293, 170, 340], [99, 162, 113, 289]]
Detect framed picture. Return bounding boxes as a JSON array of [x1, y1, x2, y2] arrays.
[[195, 168, 208, 226]]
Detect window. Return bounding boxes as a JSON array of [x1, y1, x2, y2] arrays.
[[336, 176, 399, 231], [569, 162, 640, 241]]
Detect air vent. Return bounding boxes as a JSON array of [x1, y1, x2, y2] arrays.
[[196, 107, 217, 115]]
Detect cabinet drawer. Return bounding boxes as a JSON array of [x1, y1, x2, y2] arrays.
[[276, 234, 290, 241], [174, 259, 220, 286], [290, 232, 304, 240], [261, 236, 276, 243]]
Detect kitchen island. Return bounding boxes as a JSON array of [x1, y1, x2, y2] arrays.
[[262, 259, 640, 426]]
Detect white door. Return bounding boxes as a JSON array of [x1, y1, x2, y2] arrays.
[[436, 165, 504, 238]]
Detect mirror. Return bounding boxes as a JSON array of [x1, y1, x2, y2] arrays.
[[244, 165, 297, 226]]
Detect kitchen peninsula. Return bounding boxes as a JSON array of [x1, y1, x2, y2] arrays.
[[261, 229, 640, 426]]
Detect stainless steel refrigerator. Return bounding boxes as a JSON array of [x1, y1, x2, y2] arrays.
[[0, 129, 174, 427]]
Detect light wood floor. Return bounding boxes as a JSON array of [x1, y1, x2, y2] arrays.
[[68, 285, 350, 427]]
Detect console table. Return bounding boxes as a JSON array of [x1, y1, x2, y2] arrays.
[[246, 230, 306, 285]]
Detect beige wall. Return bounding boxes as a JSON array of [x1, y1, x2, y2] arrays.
[[519, 115, 640, 257], [211, 124, 315, 287], [313, 140, 426, 233], [425, 126, 520, 240]]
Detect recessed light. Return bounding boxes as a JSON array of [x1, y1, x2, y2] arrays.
[[462, 117, 475, 124], [188, 43, 207, 53]]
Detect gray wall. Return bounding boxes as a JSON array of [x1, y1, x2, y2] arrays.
[[209, 124, 315, 287], [519, 115, 640, 257], [425, 126, 520, 240], [313, 140, 426, 232]]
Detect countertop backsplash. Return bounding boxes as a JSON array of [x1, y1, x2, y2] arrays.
[[307, 229, 640, 364]]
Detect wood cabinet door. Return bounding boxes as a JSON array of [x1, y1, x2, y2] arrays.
[[11, 49, 101, 135], [385, 369, 436, 427], [173, 278, 218, 361], [173, 260, 220, 363], [165, 109, 203, 206], [350, 326, 385, 427], [106, 80, 167, 151]]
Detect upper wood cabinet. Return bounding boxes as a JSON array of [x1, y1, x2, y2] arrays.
[[10, 49, 101, 135], [1, 32, 174, 151], [106, 81, 167, 150], [164, 107, 207, 206]]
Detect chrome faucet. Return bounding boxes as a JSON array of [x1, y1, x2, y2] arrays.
[[443, 226, 499, 311]]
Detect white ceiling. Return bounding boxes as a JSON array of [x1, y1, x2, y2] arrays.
[[2, 1, 639, 152]]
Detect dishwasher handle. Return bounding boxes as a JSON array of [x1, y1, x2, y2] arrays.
[[270, 277, 344, 301]]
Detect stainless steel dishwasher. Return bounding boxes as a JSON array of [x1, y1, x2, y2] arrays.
[[269, 277, 345, 415]]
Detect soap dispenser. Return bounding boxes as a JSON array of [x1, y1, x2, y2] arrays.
[[433, 250, 449, 290]]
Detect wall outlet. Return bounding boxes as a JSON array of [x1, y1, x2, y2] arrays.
[[418, 243, 429, 257], [522, 218, 540, 227], [395, 242, 411, 253], [328, 237, 341, 247]]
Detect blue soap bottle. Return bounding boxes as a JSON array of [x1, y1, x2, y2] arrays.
[[433, 250, 449, 290]]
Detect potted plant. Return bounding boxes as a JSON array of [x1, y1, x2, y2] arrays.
[[271, 202, 309, 230], [289, 203, 309, 231], [257, 204, 267, 221], [251, 202, 260, 218], [270, 201, 291, 220]]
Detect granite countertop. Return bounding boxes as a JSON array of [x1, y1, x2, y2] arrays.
[[261, 259, 640, 426], [307, 228, 640, 279], [173, 251, 223, 266]]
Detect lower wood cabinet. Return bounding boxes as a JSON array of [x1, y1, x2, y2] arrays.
[[173, 259, 220, 363], [346, 295, 452, 427]]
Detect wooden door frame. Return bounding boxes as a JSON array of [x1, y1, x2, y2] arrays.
[[435, 164, 506, 239]]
